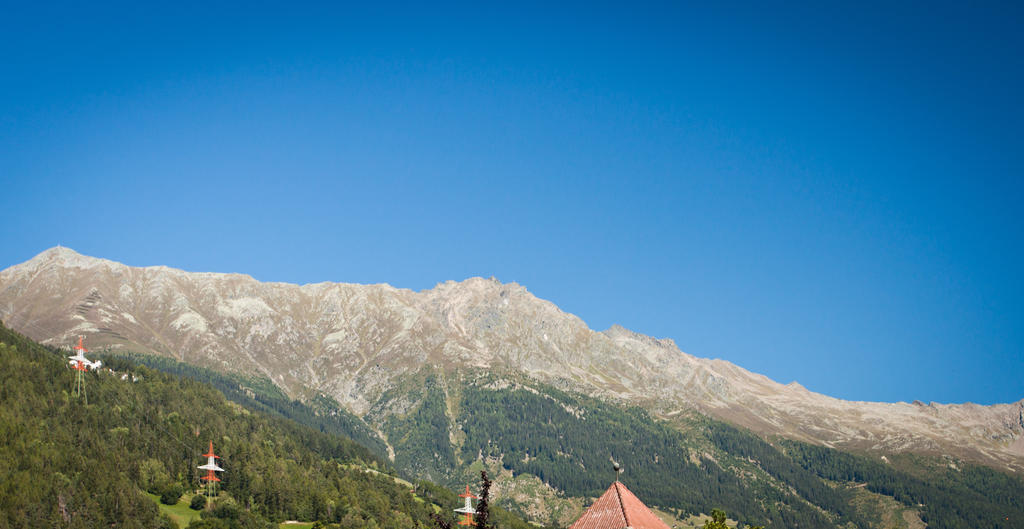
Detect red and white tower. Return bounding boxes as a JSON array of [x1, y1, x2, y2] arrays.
[[454, 484, 478, 526], [67, 336, 101, 403], [198, 440, 225, 498]]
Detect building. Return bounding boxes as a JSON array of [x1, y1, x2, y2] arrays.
[[568, 481, 671, 529]]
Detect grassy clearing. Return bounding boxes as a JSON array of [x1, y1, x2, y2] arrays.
[[144, 492, 202, 528], [279, 522, 315, 529]]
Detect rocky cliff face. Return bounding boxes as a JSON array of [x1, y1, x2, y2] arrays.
[[2, 247, 1022, 469]]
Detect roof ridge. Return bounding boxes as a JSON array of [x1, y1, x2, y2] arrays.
[[614, 482, 632, 528]]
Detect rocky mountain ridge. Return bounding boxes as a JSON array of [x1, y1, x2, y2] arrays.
[[2, 246, 1022, 471]]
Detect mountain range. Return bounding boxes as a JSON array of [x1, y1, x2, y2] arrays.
[[1, 246, 1021, 476]]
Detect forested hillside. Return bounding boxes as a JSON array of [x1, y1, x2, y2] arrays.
[[0, 323, 532, 529], [97, 351, 390, 461], [21, 318, 1024, 529], [781, 440, 1024, 528], [455, 376, 851, 528], [368, 372, 1024, 529]]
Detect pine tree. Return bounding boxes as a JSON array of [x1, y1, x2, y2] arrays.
[[474, 471, 492, 529]]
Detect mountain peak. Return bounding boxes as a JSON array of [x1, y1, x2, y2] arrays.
[[4, 246, 115, 276], [35, 245, 85, 261], [431, 276, 522, 292], [426, 276, 533, 304]]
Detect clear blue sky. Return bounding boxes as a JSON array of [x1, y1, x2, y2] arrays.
[[2, 2, 1021, 405]]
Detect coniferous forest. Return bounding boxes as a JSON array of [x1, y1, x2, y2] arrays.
[[384, 373, 1024, 529], [2, 321, 1024, 529], [0, 322, 529, 529]]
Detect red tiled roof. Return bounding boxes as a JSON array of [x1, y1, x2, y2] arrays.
[[568, 482, 671, 529]]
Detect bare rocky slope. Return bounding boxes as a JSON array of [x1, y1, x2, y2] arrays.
[[2, 247, 1022, 471]]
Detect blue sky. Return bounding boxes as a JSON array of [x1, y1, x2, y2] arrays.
[[1, 2, 1021, 405]]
